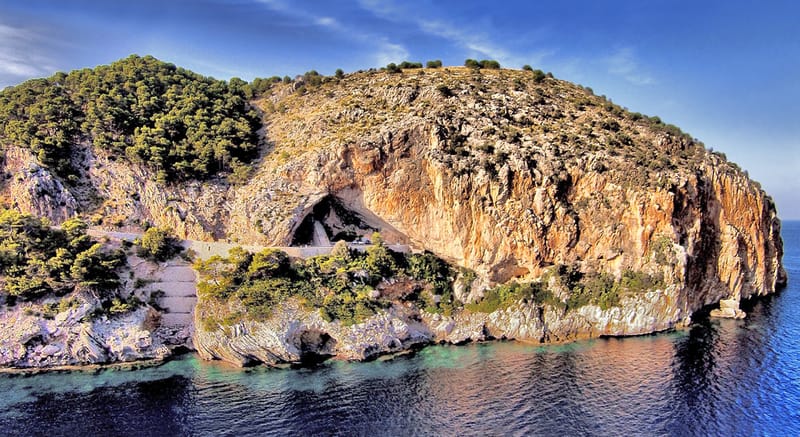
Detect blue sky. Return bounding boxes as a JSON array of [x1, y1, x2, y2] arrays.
[[1, 0, 798, 219]]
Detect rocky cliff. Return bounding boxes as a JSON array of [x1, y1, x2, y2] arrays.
[[0, 248, 193, 369], [0, 297, 169, 369], [0, 61, 786, 368]]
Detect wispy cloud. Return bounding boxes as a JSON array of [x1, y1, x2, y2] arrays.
[[358, 0, 550, 68], [605, 47, 655, 86], [254, 0, 408, 66], [179, 56, 257, 80], [0, 23, 58, 87], [417, 19, 550, 68], [314, 16, 339, 28], [374, 40, 409, 66], [357, 0, 402, 18]]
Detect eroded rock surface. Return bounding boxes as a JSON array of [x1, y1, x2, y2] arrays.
[[0, 293, 170, 368], [0, 66, 786, 368]]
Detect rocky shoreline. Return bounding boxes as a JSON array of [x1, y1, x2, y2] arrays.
[[0, 282, 787, 372], [0, 61, 787, 372], [192, 285, 694, 368]]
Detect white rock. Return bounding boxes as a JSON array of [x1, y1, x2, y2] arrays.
[[41, 344, 61, 356]]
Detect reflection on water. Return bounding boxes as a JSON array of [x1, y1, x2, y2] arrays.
[[0, 222, 799, 435]]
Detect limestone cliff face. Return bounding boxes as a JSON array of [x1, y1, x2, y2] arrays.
[[0, 67, 786, 365], [235, 68, 785, 322], [1, 146, 79, 223]]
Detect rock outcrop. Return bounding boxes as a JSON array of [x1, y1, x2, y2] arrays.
[[0, 63, 787, 368], [194, 285, 689, 367], [0, 293, 170, 368], [195, 302, 431, 366]]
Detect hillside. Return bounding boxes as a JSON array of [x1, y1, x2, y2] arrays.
[[0, 56, 787, 367]]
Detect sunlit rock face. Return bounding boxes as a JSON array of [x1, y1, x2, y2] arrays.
[[1, 66, 785, 367]]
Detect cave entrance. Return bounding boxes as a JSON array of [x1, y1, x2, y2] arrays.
[[296, 330, 336, 366], [291, 193, 411, 247], [291, 195, 378, 246]]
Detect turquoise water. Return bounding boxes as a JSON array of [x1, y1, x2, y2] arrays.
[[0, 222, 798, 436]]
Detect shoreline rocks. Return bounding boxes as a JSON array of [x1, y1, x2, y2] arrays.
[[193, 287, 698, 368]]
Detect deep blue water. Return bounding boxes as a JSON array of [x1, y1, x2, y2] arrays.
[[0, 223, 798, 436]]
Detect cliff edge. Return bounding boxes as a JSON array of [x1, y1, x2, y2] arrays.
[[0, 58, 786, 368]]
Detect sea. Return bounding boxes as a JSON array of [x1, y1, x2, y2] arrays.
[[0, 222, 798, 436]]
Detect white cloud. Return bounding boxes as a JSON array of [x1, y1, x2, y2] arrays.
[[374, 40, 409, 66], [418, 19, 516, 64], [606, 47, 655, 86], [254, 0, 408, 67], [254, 0, 289, 12], [359, 0, 551, 69], [357, 0, 404, 18], [315, 16, 339, 28]]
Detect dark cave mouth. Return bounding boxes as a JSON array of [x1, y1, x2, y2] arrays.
[[291, 195, 378, 246], [296, 330, 337, 365]]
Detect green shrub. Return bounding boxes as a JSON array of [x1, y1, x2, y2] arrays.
[[247, 249, 291, 279], [426, 60, 443, 68], [364, 233, 396, 278], [227, 158, 253, 186], [136, 227, 182, 262], [531, 69, 546, 83], [568, 272, 618, 310], [0, 210, 124, 301], [466, 281, 558, 313], [302, 70, 323, 87], [398, 61, 423, 69], [464, 59, 481, 69], [235, 277, 297, 319], [436, 84, 454, 97], [651, 235, 675, 265], [560, 268, 665, 311], [107, 295, 141, 314], [384, 63, 402, 74], [195, 238, 461, 327]]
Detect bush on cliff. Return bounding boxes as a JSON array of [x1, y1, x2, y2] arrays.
[[0, 210, 125, 303], [466, 281, 560, 313], [135, 227, 182, 262], [195, 237, 460, 326], [551, 265, 665, 311]]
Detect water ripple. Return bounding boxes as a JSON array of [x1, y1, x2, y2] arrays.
[[1, 222, 799, 436]]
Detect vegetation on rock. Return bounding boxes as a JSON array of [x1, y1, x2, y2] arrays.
[[195, 235, 461, 327], [0, 209, 124, 303], [466, 281, 559, 314], [135, 226, 183, 262], [465, 265, 666, 314], [0, 55, 261, 182]]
